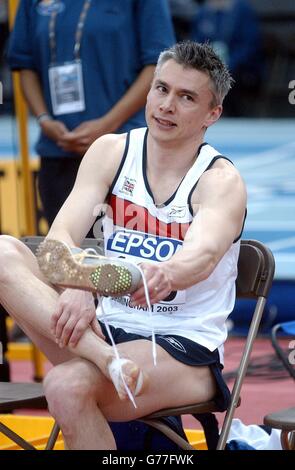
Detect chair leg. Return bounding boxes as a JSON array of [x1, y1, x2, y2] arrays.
[[45, 421, 61, 450], [140, 419, 194, 450], [0, 421, 36, 450], [281, 430, 295, 450]]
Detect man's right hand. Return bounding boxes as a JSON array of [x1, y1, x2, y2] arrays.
[[40, 119, 68, 143], [51, 288, 105, 348]]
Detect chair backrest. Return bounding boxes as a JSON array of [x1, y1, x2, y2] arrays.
[[21, 236, 103, 255], [236, 239, 275, 299]]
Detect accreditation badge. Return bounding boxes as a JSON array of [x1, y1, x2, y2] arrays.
[[37, 0, 65, 16], [48, 61, 85, 115]]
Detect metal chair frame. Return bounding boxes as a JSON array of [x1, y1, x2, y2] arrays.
[[263, 321, 295, 450], [271, 322, 295, 381]]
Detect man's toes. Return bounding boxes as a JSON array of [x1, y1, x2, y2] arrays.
[[108, 357, 144, 401], [129, 365, 140, 379], [118, 390, 129, 401]]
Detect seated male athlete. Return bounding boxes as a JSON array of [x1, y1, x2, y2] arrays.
[[0, 41, 246, 449]]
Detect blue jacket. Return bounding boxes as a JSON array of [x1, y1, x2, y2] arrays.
[[8, 0, 175, 157]]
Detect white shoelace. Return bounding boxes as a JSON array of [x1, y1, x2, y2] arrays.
[[98, 297, 138, 407], [73, 247, 104, 262], [96, 259, 157, 408], [71, 245, 156, 407]]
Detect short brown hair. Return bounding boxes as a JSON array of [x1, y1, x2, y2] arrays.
[[156, 41, 233, 106]]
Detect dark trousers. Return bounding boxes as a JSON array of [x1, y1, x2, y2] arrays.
[[38, 156, 82, 227], [38, 156, 96, 238]]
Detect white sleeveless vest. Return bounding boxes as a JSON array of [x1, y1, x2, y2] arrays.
[[99, 128, 240, 356]]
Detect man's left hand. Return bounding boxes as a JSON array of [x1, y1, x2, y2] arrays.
[[51, 288, 105, 348], [130, 262, 172, 307]]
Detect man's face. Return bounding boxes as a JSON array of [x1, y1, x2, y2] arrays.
[[145, 59, 221, 145]]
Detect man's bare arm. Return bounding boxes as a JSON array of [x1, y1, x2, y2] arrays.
[[130, 164, 246, 306], [45, 133, 126, 346], [20, 69, 69, 142], [163, 166, 247, 290], [47, 133, 126, 246]]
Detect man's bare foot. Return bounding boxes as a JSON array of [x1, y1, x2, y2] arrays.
[[107, 357, 148, 401]]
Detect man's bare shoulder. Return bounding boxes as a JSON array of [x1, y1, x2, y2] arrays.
[[203, 159, 244, 188], [193, 158, 247, 206], [86, 132, 127, 164], [80, 132, 128, 187]]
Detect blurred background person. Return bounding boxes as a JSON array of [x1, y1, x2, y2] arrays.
[[169, 0, 198, 40], [0, 0, 8, 67], [0, 1, 10, 379], [0, 0, 8, 60], [0, 0, 10, 111], [7, 0, 175, 228], [190, 0, 263, 116]]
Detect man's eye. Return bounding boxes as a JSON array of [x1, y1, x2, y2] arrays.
[[157, 85, 167, 93], [183, 94, 193, 101]]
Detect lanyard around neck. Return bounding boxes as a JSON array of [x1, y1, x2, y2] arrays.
[[49, 0, 92, 64]]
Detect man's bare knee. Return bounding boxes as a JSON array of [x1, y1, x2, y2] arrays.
[[0, 235, 39, 282], [44, 361, 100, 422], [0, 236, 25, 280], [0, 235, 25, 257]]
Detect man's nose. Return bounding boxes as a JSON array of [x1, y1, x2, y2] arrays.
[[159, 94, 175, 113]]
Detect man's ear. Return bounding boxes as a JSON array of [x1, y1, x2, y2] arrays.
[[204, 104, 223, 128]]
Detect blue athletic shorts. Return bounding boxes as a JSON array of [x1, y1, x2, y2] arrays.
[[99, 321, 230, 411]]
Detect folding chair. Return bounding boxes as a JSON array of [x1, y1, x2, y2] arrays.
[[139, 239, 275, 450], [270, 320, 295, 380], [0, 382, 59, 450], [0, 238, 275, 450], [263, 407, 295, 450], [263, 321, 295, 450]]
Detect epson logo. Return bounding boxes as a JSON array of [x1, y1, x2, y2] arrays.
[[107, 230, 182, 261]]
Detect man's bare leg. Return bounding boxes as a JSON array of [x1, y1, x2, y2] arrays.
[[44, 359, 118, 449], [0, 236, 145, 396], [44, 340, 217, 449]]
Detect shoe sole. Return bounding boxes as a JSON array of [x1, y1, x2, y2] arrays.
[[36, 239, 141, 296]]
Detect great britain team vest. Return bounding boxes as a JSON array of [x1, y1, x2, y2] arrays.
[[99, 128, 241, 355]]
